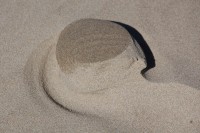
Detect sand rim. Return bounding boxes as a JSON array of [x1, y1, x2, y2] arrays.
[[25, 19, 147, 111], [42, 19, 147, 108]]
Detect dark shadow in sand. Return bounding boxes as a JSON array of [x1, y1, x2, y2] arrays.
[[111, 21, 155, 74]]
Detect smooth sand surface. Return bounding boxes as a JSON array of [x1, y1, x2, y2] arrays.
[[1, 0, 200, 132]]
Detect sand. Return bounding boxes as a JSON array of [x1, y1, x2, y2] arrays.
[[1, 0, 200, 133]]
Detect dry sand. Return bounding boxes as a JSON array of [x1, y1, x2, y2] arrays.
[[1, 0, 200, 133]]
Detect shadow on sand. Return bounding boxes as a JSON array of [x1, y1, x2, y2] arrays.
[[112, 21, 155, 74]]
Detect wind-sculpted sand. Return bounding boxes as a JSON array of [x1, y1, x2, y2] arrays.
[[25, 19, 200, 132]]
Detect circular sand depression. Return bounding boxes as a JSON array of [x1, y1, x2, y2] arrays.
[[44, 19, 147, 111], [28, 18, 147, 113], [56, 19, 145, 72], [25, 19, 200, 131]]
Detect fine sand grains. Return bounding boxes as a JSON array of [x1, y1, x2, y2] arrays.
[[25, 19, 200, 132]]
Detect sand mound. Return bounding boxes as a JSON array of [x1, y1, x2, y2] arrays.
[[25, 19, 200, 132]]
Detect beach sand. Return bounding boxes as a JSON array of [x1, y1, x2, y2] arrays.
[[0, 0, 200, 132]]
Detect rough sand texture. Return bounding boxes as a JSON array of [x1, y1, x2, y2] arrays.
[[0, 1, 200, 133]]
